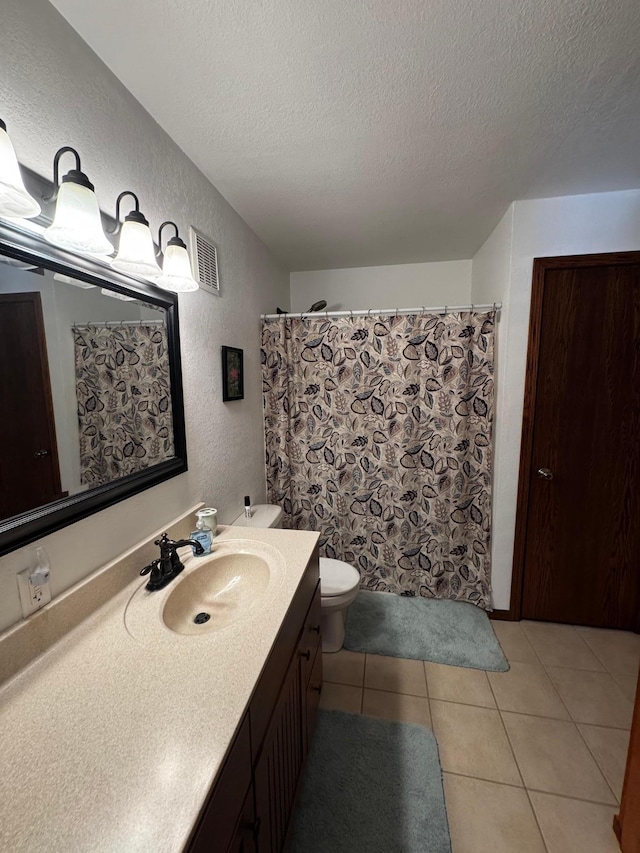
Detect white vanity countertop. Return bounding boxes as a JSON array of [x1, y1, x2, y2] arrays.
[[0, 525, 320, 853]]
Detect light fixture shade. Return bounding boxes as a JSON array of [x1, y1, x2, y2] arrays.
[[111, 217, 161, 279], [0, 122, 41, 219], [44, 180, 113, 256], [156, 241, 199, 292]]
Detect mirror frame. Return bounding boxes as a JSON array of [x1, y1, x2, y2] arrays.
[[0, 218, 188, 557]]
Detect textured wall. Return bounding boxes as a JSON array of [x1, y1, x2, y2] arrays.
[[290, 260, 472, 313], [472, 190, 640, 610], [0, 0, 289, 632]]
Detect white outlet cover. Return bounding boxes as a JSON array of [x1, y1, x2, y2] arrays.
[[17, 567, 52, 618]]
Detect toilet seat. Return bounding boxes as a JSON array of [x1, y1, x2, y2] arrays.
[[319, 557, 360, 596]]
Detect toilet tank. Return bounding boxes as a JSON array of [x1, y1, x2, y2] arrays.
[[231, 503, 284, 528]]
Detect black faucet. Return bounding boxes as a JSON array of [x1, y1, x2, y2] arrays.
[[140, 532, 205, 591]]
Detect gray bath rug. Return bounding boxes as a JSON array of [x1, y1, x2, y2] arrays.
[[344, 590, 509, 671], [289, 710, 451, 853]]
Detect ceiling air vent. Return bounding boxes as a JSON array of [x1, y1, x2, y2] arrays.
[[189, 226, 220, 295]]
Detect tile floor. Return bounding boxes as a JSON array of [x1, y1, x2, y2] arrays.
[[319, 620, 639, 853]]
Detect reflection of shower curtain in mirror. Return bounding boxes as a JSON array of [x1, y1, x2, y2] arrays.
[[262, 311, 495, 608], [73, 324, 174, 486]]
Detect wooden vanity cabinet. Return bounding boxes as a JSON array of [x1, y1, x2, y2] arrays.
[[187, 548, 322, 853]]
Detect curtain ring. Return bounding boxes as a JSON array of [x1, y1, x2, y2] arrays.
[[349, 308, 353, 318], [493, 302, 497, 312], [442, 305, 448, 317], [395, 307, 399, 318], [471, 303, 475, 312]]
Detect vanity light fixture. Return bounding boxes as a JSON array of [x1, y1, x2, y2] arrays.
[[43, 147, 113, 256], [0, 119, 42, 219], [155, 221, 199, 293], [109, 191, 162, 280], [100, 287, 136, 301]]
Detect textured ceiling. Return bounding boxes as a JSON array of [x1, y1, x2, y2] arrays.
[[49, 0, 640, 270]]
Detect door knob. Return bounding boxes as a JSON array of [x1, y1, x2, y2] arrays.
[[34, 449, 49, 458], [537, 467, 553, 480]]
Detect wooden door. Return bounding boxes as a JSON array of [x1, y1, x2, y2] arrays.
[[615, 669, 640, 852], [0, 292, 62, 519], [515, 254, 640, 630]]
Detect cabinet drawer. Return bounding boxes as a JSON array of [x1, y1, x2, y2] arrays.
[[298, 585, 321, 688], [187, 714, 252, 852]]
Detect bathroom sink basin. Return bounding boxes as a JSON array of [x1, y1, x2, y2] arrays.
[[162, 552, 270, 635], [124, 538, 286, 644]]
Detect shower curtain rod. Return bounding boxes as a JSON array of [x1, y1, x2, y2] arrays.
[[261, 302, 502, 320], [72, 319, 166, 328]]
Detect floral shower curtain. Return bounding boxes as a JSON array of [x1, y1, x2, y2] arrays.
[[262, 311, 495, 608], [74, 324, 174, 487]]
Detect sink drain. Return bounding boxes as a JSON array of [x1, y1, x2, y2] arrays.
[[194, 612, 211, 624]]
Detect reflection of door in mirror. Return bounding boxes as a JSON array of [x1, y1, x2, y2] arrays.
[[0, 290, 64, 519], [0, 259, 174, 525]]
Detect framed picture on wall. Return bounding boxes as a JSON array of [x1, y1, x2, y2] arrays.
[[221, 346, 244, 401]]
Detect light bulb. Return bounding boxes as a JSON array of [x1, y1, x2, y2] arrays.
[[44, 179, 113, 256], [111, 213, 161, 280], [0, 120, 41, 219], [156, 239, 199, 292]]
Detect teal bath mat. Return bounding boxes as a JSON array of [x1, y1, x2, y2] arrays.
[[344, 590, 509, 671], [290, 710, 451, 853]]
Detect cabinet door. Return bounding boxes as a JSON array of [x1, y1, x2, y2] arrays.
[[187, 715, 252, 853], [227, 786, 258, 853], [305, 647, 323, 748], [254, 654, 304, 853]]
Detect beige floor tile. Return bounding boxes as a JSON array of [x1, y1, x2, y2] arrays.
[[502, 712, 616, 804], [444, 774, 546, 853], [578, 724, 630, 801], [521, 621, 605, 670], [575, 625, 640, 674], [322, 650, 365, 687], [362, 688, 431, 727], [547, 667, 633, 729], [609, 662, 640, 703], [611, 670, 638, 702], [529, 791, 620, 853], [487, 661, 570, 719], [364, 654, 427, 696], [319, 682, 362, 713], [431, 700, 521, 786], [491, 621, 539, 665], [425, 662, 496, 708]]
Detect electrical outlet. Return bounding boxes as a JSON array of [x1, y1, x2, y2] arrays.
[[17, 566, 52, 617]]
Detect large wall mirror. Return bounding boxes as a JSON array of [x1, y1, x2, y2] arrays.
[[0, 220, 187, 556]]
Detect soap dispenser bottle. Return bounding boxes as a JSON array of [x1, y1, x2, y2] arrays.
[[190, 510, 213, 556]]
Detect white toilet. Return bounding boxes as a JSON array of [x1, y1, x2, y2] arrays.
[[232, 504, 360, 652]]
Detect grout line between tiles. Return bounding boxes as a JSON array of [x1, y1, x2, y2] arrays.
[[362, 684, 429, 699], [522, 786, 620, 809], [540, 660, 633, 731], [421, 695, 568, 720], [442, 770, 620, 808], [486, 668, 550, 853], [571, 723, 621, 804]]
